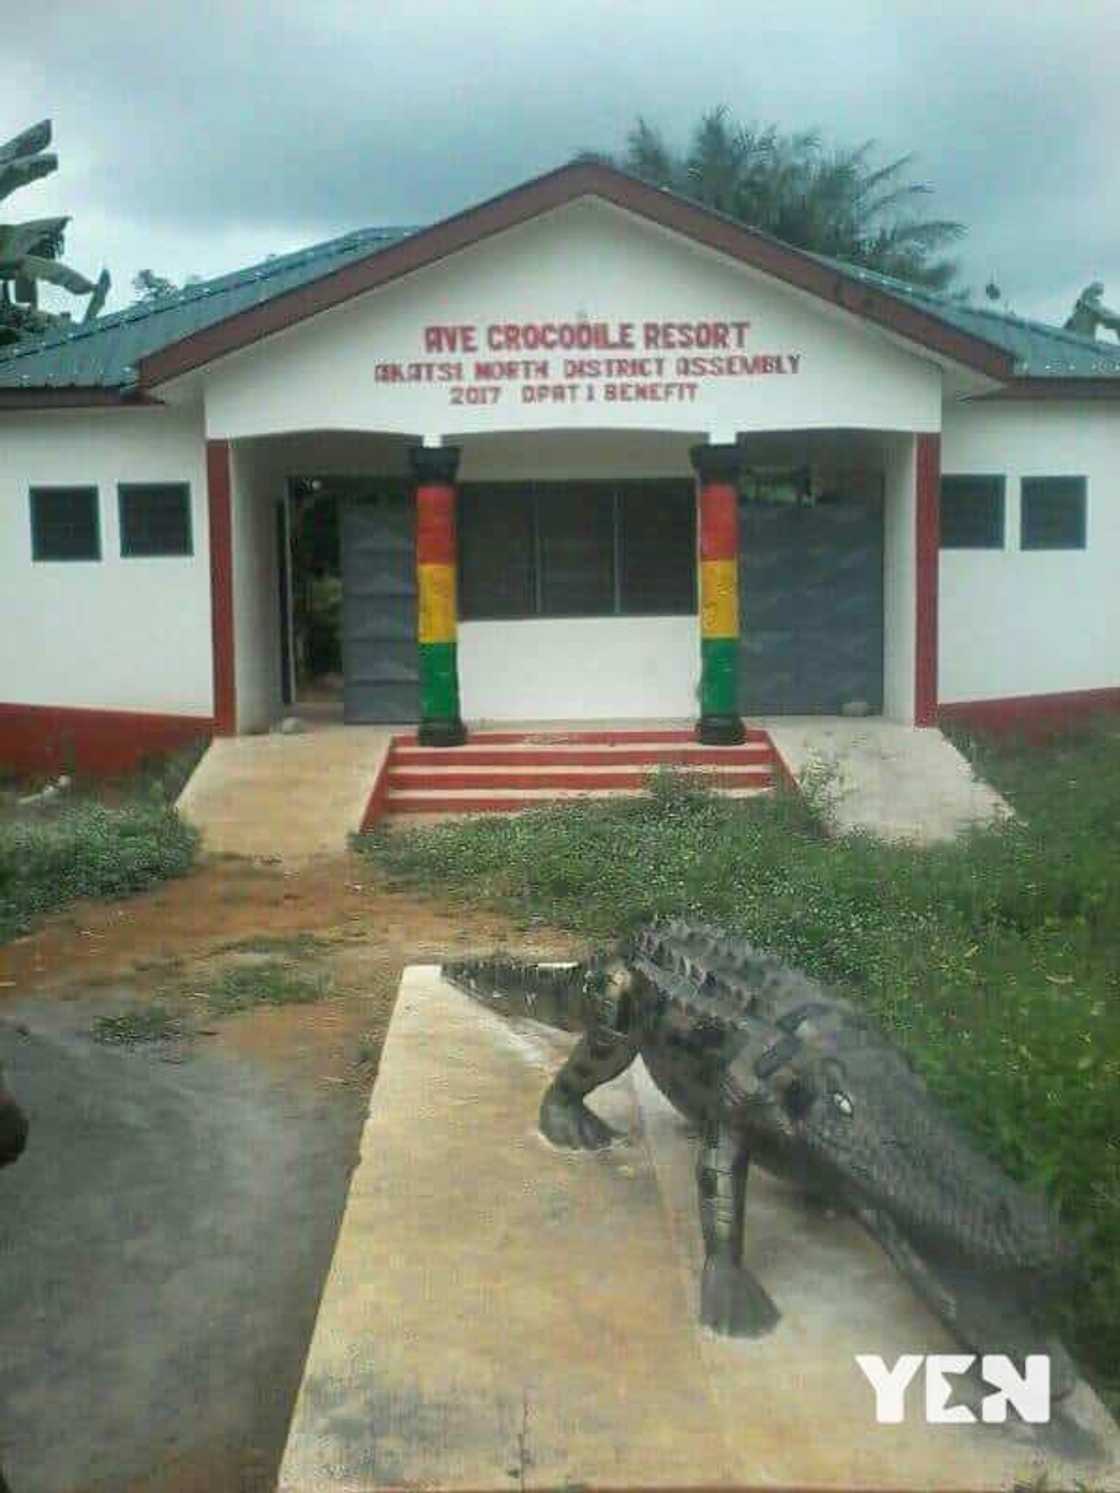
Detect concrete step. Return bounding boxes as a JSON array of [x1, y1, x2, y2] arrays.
[[374, 725, 778, 821]]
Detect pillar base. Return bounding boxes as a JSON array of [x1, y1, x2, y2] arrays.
[[418, 717, 467, 748], [696, 714, 746, 746]]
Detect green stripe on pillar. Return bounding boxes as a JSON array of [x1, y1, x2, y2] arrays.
[[419, 640, 461, 722], [700, 637, 740, 717]]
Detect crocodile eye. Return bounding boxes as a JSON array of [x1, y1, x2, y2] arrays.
[[831, 1091, 854, 1118]]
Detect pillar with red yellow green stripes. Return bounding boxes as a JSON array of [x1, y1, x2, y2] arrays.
[[692, 442, 746, 745], [409, 443, 467, 747]]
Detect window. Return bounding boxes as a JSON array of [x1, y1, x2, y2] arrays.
[[1021, 476, 1086, 550], [119, 483, 193, 556], [939, 475, 1005, 549], [29, 486, 100, 561], [458, 481, 696, 620]]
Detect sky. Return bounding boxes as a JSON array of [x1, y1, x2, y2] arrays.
[[6, 0, 1119, 328]]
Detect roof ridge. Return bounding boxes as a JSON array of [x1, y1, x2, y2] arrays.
[[0, 221, 420, 365]]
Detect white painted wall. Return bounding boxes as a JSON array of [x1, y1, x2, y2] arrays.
[[0, 406, 212, 716], [200, 198, 943, 442], [460, 617, 697, 721], [940, 401, 1119, 702], [882, 433, 918, 724]]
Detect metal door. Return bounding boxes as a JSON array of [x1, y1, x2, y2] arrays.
[[340, 491, 418, 723], [739, 491, 884, 715]]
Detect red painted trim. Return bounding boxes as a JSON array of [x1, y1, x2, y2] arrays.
[[975, 379, 1120, 402], [390, 728, 771, 746], [206, 440, 236, 735], [914, 434, 940, 728], [359, 743, 396, 830], [0, 703, 212, 777], [939, 688, 1120, 739], [414, 483, 457, 566], [391, 746, 772, 768], [698, 482, 740, 562], [136, 162, 1016, 390], [389, 769, 773, 791], [0, 389, 164, 410]]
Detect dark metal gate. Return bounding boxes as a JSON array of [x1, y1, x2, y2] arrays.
[[739, 490, 884, 715], [340, 491, 419, 723]]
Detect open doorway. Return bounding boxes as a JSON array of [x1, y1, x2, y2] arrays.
[[285, 478, 343, 716]]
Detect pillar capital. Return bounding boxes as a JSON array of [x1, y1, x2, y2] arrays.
[[408, 443, 461, 485], [689, 442, 744, 483]]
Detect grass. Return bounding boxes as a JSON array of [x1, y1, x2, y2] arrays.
[[0, 800, 199, 943], [203, 958, 330, 1014], [92, 1004, 190, 1046], [358, 727, 1120, 1409]]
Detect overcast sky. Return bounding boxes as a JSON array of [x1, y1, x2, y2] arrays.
[[7, 0, 1119, 328]]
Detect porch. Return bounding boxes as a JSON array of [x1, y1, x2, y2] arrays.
[[175, 714, 1010, 859]]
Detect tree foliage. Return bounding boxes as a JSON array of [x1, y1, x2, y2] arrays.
[[586, 107, 965, 291], [0, 119, 109, 347]]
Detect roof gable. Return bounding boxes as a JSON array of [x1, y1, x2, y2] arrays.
[[3, 159, 1119, 404]]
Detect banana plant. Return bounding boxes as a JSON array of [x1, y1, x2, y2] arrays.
[[0, 119, 110, 346]]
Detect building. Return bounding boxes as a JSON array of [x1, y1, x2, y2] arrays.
[[2, 160, 1118, 772]]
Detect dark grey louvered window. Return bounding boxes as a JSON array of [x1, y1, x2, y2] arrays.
[[29, 486, 100, 561], [618, 481, 696, 614], [458, 485, 535, 618], [939, 475, 1005, 549], [1021, 476, 1087, 550], [119, 483, 193, 557], [458, 481, 695, 620]]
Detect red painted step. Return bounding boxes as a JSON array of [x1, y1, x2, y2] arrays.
[[388, 768, 773, 791], [391, 746, 772, 768], [368, 725, 781, 822]]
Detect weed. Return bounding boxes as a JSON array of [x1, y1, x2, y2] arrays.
[[204, 959, 330, 1014], [92, 1004, 189, 1046], [0, 801, 198, 943]]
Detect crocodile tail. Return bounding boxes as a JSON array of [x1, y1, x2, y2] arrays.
[[441, 955, 591, 1033]]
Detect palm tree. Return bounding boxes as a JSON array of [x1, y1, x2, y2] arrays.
[[587, 107, 964, 292]]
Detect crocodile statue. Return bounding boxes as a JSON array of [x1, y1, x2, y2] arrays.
[[443, 919, 1078, 1396]]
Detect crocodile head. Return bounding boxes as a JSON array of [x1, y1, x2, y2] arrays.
[[758, 1018, 1079, 1389]]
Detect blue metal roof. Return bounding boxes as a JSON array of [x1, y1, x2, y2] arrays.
[[0, 223, 418, 390], [2, 197, 1118, 389]]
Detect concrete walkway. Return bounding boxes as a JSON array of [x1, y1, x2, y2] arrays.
[[279, 967, 1120, 1492], [764, 717, 1012, 843], [176, 725, 393, 859]]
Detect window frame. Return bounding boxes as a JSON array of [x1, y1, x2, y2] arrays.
[[118, 481, 194, 558], [457, 480, 697, 622], [29, 484, 102, 562], [1020, 475, 1087, 552], [938, 474, 1006, 551]]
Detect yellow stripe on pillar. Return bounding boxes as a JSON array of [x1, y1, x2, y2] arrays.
[[700, 558, 739, 639], [418, 562, 457, 645]]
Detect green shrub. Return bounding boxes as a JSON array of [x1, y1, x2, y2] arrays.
[[358, 737, 1120, 1407], [0, 800, 198, 940]]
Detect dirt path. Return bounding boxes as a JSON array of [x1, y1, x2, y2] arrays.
[[0, 852, 581, 1493]]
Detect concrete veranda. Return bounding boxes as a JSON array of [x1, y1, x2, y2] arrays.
[[176, 715, 1011, 859]]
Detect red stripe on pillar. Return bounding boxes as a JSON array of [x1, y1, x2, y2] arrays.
[[698, 482, 739, 561], [915, 433, 940, 728], [415, 483, 457, 565], [206, 439, 236, 735]]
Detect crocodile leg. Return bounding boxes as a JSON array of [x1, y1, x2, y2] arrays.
[[539, 1025, 639, 1150], [696, 1124, 781, 1337]]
